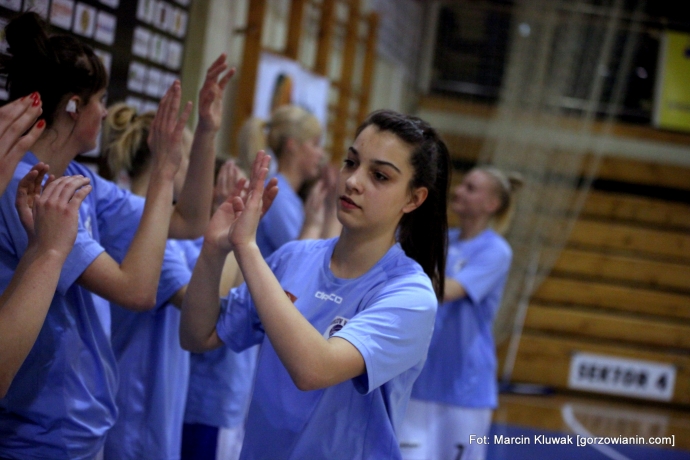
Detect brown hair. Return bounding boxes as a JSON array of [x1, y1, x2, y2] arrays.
[[356, 110, 451, 299], [0, 12, 108, 127]]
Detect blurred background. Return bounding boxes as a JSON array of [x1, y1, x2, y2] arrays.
[[1, 0, 688, 458]]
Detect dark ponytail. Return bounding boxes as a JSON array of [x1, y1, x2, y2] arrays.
[[0, 12, 108, 126], [356, 110, 451, 299]]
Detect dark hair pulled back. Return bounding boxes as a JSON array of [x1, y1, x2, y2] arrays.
[[0, 12, 108, 127], [356, 110, 451, 299]]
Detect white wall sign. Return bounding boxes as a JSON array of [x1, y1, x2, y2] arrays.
[[253, 52, 330, 131], [145, 67, 162, 97], [94, 10, 117, 46], [127, 61, 147, 93], [23, 0, 50, 18], [73, 3, 97, 38], [568, 352, 676, 402], [136, 0, 156, 24], [132, 27, 151, 58], [0, 0, 21, 12], [99, 0, 119, 8], [94, 48, 112, 77], [50, 0, 75, 30]]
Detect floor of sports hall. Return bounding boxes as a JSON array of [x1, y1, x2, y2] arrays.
[[486, 391, 690, 459]]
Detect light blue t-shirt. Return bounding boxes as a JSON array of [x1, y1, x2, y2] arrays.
[[103, 239, 192, 460], [255, 173, 304, 258], [184, 237, 259, 429], [0, 153, 145, 459], [216, 238, 437, 460], [411, 228, 512, 409]]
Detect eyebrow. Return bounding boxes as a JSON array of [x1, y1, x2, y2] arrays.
[[348, 146, 402, 174]]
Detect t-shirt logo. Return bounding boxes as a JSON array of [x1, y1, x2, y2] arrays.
[[323, 316, 349, 339], [85, 215, 94, 238], [315, 291, 343, 304]]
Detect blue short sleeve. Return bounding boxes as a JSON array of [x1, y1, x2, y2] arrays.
[[216, 282, 265, 352], [155, 241, 193, 307], [216, 245, 297, 351], [57, 162, 147, 295], [56, 227, 105, 296], [91, 177, 146, 256], [453, 236, 511, 306], [333, 275, 437, 394]]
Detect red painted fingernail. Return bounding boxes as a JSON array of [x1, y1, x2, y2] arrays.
[[30, 92, 40, 100], [36, 120, 45, 128], [32, 97, 41, 107]]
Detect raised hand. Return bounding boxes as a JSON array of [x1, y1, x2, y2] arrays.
[[15, 163, 51, 245], [197, 54, 235, 132], [0, 95, 46, 195], [320, 162, 342, 238], [31, 175, 92, 256], [148, 81, 193, 178], [16, 169, 91, 255], [205, 151, 277, 254], [300, 178, 327, 239], [212, 159, 247, 215], [321, 162, 339, 211], [228, 151, 275, 250]]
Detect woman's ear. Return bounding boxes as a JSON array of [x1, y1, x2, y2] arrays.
[[402, 186, 428, 214]]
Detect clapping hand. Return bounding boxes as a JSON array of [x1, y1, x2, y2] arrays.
[[15, 164, 91, 256], [148, 81, 193, 178], [197, 54, 235, 133], [205, 151, 278, 253]]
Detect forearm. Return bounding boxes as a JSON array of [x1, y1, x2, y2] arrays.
[[234, 243, 358, 391], [321, 209, 342, 239], [218, 252, 242, 297], [83, 173, 175, 311], [443, 278, 466, 303], [0, 248, 66, 397], [170, 128, 217, 238], [180, 242, 227, 352], [298, 220, 322, 240]]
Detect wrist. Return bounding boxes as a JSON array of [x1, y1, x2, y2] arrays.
[[195, 121, 219, 135], [149, 163, 178, 183], [201, 237, 233, 260], [30, 245, 70, 266], [233, 241, 261, 262]]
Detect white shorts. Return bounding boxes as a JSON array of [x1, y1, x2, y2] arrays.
[[216, 424, 245, 460], [399, 399, 492, 460]]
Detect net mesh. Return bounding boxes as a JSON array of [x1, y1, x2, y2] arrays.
[[467, 0, 646, 382]]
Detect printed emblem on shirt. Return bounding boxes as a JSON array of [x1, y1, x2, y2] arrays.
[[323, 316, 349, 339], [315, 291, 342, 304], [84, 215, 94, 238], [284, 290, 297, 302]]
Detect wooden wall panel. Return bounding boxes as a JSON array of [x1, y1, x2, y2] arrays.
[[532, 278, 690, 320], [508, 334, 690, 406]]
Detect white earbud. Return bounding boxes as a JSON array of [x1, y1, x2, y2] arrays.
[[66, 99, 77, 113]]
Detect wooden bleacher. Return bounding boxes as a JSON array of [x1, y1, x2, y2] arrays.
[[418, 95, 690, 407], [514, 174, 690, 406]]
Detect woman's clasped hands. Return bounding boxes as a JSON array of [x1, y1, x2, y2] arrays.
[[206, 151, 278, 254]]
